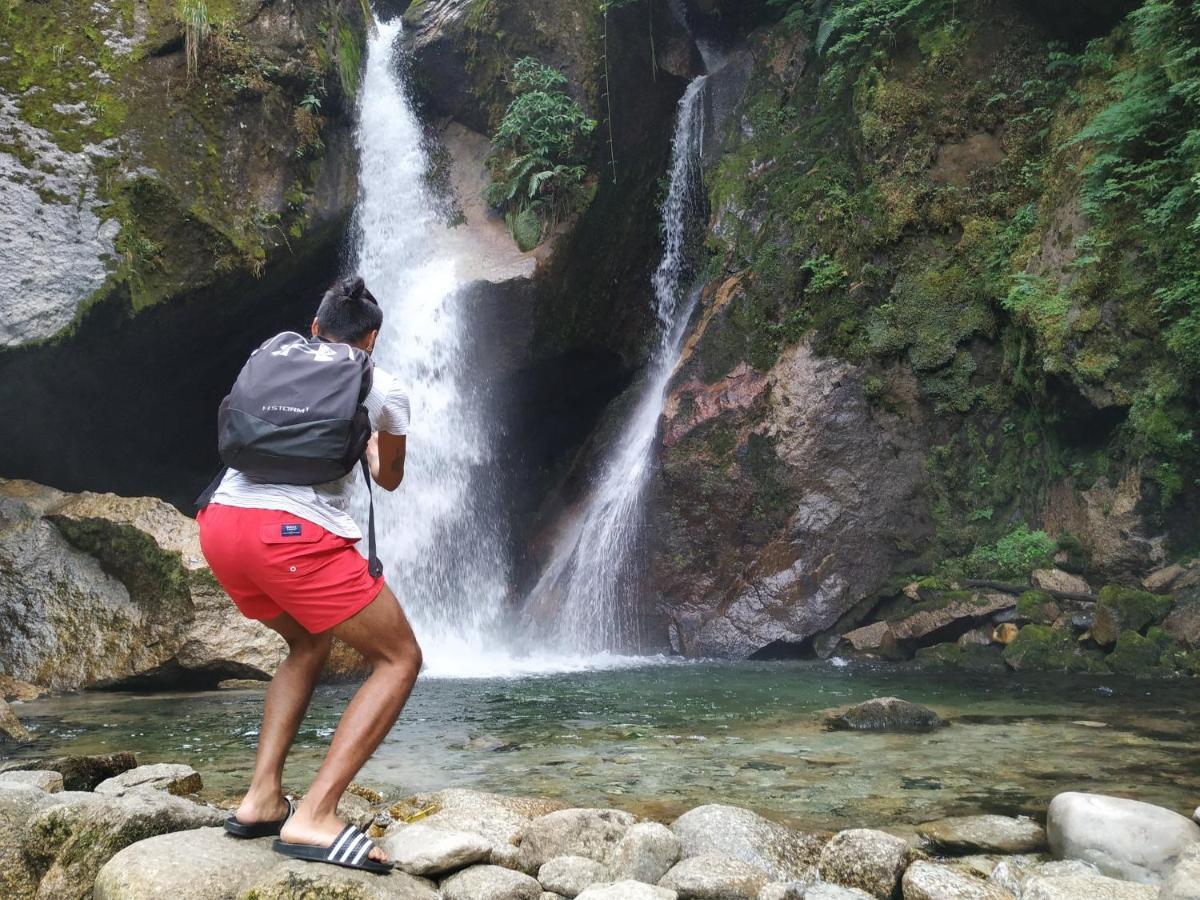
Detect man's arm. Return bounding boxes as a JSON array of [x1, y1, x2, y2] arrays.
[[367, 432, 406, 491]]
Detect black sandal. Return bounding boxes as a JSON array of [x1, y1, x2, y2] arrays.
[[224, 796, 294, 838], [272, 823, 391, 874]]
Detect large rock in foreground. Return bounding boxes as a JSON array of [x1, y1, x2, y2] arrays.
[[817, 829, 910, 898], [917, 815, 1046, 854], [1047, 792, 1200, 885], [901, 860, 1014, 899], [670, 804, 827, 882], [0, 480, 286, 691], [825, 698, 946, 733]]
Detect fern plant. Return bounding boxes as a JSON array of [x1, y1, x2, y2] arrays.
[[486, 57, 596, 250]]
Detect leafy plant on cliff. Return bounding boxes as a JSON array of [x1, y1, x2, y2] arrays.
[[179, 0, 210, 79], [486, 57, 597, 251]]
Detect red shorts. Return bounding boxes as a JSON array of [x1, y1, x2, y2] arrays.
[[197, 504, 383, 634]]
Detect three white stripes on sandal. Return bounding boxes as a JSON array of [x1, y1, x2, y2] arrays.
[[327, 828, 373, 865]]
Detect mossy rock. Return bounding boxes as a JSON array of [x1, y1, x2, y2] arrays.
[[1092, 585, 1175, 646], [1107, 630, 1173, 678], [1002, 624, 1109, 674], [914, 642, 1007, 674], [1017, 590, 1059, 625]]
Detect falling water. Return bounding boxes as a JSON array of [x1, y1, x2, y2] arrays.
[[352, 19, 515, 675], [523, 74, 711, 652]]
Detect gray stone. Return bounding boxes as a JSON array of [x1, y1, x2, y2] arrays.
[[26, 789, 224, 899], [660, 854, 771, 899], [1, 751, 138, 791], [0, 480, 286, 692], [394, 788, 566, 870], [1032, 569, 1092, 595], [538, 856, 607, 897], [542, 894, 566, 900], [988, 858, 1101, 896], [671, 804, 826, 882], [94, 763, 202, 797], [1161, 846, 1200, 900], [901, 861, 1014, 900], [817, 829, 909, 898], [0, 698, 29, 742], [93, 827, 280, 899], [338, 791, 378, 831], [607, 822, 682, 884], [803, 885, 875, 900], [758, 883, 808, 900], [1, 782, 70, 899], [917, 815, 1046, 854], [0, 769, 63, 792], [825, 698, 945, 733], [520, 808, 636, 871], [242, 859, 440, 899], [576, 882, 677, 900], [384, 822, 492, 876], [1047, 792, 1200, 884], [1022, 874, 1157, 900], [441, 864, 544, 900]]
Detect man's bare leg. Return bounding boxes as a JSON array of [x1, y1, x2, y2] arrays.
[[280, 584, 421, 862], [234, 612, 332, 825]]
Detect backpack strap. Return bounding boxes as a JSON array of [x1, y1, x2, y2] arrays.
[[195, 466, 228, 512], [359, 456, 384, 579]]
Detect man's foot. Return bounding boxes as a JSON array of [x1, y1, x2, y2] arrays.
[[280, 809, 389, 865], [234, 790, 290, 826]]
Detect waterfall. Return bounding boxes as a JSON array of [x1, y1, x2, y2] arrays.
[[352, 19, 514, 675], [523, 74, 711, 652]]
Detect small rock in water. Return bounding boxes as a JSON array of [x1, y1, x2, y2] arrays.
[[660, 854, 771, 898], [0, 699, 30, 742], [1071, 721, 1108, 728], [94, 763, 202, 797], [902, 860, 1014, 899], [538, 855, 606, 897], [576, 881, 677, 900], [0, 769, 63, 792], [825, 698, 946, 733], [818, 828, 910, 897], [1047, 792, 1200, 884], [441, 864, 543, 900], [917, 815, 1046, 854]]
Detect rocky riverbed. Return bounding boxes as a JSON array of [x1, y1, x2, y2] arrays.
[[0, 737, 1197, 900]]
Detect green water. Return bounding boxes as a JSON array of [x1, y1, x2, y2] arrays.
[[5, 661, 1198, 830]]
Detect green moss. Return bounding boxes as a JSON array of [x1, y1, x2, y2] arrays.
[[1002, 624, 1109, 673], [1107, 629, 1171, 677], [915, 642, 1006, 673], [1096, 584, 1175, 634], [1017, 589, 1058, 624]]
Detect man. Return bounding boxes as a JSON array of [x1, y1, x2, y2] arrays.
[[198, 276, 419, 872]]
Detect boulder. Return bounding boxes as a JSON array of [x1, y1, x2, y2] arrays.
[[757, 883, 809, 900], [93, 827, 280, 899], [825, 698, 945, 733], [802, 885, 875, 900], [901, 861, 1014, 899], [243, 858, 439, 899], [817, 829, 909, 898], [0, 480, 287, 692], [917, 815, 1046, 854], [1161, 846, 1200, 900], [576, 882, 677, 900], [1143, 565, 1185, 593], [887, 593, 1017, 642], [842, 623, 896, 653], [1163, 590, 1200, 649], [24, 789, 224, 899], [538, 856, 607, 897], [659, 854, 771, 899], [94, 763, 202, 797], [391, 789, 567, 870], [441, 864, 544, 900], [384, 822, 492, 876], [988, 858, 1102, 896], [1090, 586, 1173, 647], [1022, 874, 1157, 900], [520, 809, 636, 871], [0, 769, 62, 792], [607, 822, 682, 884], [670, 804, 826, 882], [1032, 569, 1092, 595], [338, 791, 378, 831], [0, 676, 44, 702], [1, 751, 138, 790], [1002, 625, 1108, 673], [1047, 792, 1200, 884], [1, 782, 68, 899], [0, 698, 30, 742]]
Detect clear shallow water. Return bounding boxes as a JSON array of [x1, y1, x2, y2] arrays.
[[6, 662, 1198, 830]]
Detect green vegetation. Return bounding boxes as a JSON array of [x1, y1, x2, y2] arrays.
[[179, 0, 210, 79], [1096, 584, 1175, 633], [486, 57, 597, 250], [1002, 624, 1108, 673]]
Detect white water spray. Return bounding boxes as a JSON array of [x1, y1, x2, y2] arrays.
[[523, 74, 711, 652]]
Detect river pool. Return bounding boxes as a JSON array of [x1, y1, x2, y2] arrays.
[[5, 660, 1197, 830]]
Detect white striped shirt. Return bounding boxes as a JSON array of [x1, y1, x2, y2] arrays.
[[211, 365, 410, 540]]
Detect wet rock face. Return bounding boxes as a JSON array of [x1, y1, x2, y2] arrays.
[[824, 698, 945, 734], [0, 479, 285, 692], [649, 336, 930, 658]]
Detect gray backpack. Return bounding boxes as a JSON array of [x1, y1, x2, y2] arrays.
[[199, 332, 383, 577]]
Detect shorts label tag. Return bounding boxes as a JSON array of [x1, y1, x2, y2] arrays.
[[281, 524, 302, 537]]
